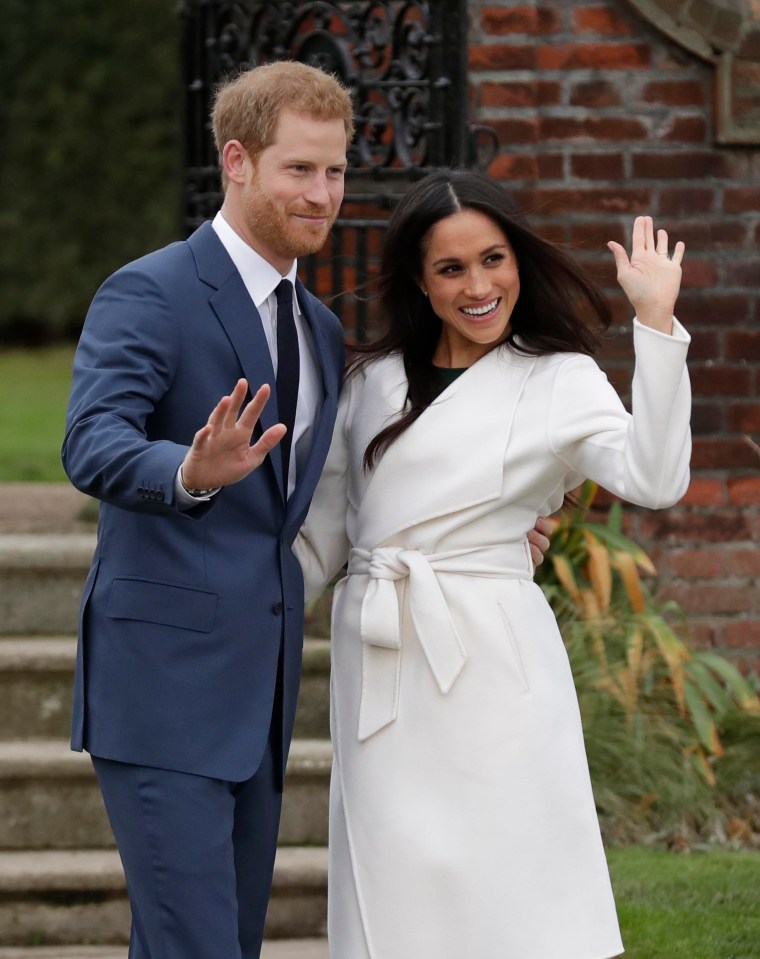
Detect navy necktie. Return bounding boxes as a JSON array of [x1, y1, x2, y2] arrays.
[[275, 280, 300, 495]]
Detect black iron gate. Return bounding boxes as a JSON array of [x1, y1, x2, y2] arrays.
[[180, 0, 494, 341]]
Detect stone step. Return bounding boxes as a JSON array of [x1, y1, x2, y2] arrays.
[[0, 536, 95, 636], [0, 942, 328, 959], [0, 847, 327, 946], [0, 740, 331, 850], [0, 636, 331, 740]]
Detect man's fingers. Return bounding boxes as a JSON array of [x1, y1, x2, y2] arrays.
[[222, 379, 250, 429], [191, 423, 213, 450], [238, 383, 273, 433], [247, 424, 287, 467], [671, 240, 686, 266]]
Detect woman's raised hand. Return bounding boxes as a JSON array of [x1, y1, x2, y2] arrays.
[[607, 215, 685, 334]]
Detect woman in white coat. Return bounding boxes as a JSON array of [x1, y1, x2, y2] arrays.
[[296, 171, 691, 959]]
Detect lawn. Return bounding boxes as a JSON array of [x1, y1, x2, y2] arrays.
[[0, 346, 75, 481], [610, 847, 760, 959]]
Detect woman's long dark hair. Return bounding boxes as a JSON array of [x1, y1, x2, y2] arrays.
[[355, 170, 612, 470]]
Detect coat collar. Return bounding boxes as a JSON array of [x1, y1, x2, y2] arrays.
[[357, 347, 537, 546]]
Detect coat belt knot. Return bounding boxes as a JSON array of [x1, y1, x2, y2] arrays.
[[348, 542, 533, 741]]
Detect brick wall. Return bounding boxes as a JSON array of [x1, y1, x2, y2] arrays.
[[468, 0, 760, 672]]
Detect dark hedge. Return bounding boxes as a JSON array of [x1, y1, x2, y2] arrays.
[[0, 0, 183, 343]]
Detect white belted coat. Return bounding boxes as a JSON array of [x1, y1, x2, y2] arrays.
[[295, 319, 691, 959]]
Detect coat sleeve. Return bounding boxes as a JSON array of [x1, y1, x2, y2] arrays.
[[294, 370, 359, 601], [548, 317, 691, 509], [61, 265, 203, 516]]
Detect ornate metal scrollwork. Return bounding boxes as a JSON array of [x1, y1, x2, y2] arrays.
[[181, 0, 489, 339]]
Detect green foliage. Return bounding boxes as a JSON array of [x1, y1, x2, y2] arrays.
[[0, 0, 183, 342], [536, 482, 760, 844]]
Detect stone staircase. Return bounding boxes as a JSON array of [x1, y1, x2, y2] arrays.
[[0, 530, 333, 955]]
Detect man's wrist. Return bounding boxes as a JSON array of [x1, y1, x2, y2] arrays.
[[179, 465, 218, 498]]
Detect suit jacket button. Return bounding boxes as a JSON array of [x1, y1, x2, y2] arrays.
[[137, 487, 144, 496], [272, 601, 283, 615], [156, 490, 165, 502]]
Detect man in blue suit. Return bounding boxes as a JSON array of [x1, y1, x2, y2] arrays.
[[62, 61, 354, 958]]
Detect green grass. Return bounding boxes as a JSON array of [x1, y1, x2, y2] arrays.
[[0, 347, 75, 481], [610, 847, 760, 958]]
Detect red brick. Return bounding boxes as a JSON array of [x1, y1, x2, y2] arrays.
[[488, 118, 540, 145], [685, 330, 720, 360], [511, 187, 651, 215], [479, 80, 561, 108], [481, 7, 561, 35], [570, 153, 625, 179], [727, 404, 760, 432], [537, 154, 564, 179], [728, 476, 760, 505], [573, 6, 636, 35], [692, 439, 758, 469], [690, 367, 751, 397], [540, 116, 648, 140], [570, 79, 622, 107], [680, 478, 726, 507], [725, 332, 760, 361], [681, 259, 718, 288], [669, 221, 747, 248], [489, 153, 539, 180], [659, 115, 708, 142], [690, 403, 725, 434], [468, 44, 537, 71], [638, 510, 752, 544], [537, 43, 651, 70], [726, 549, 760, 577], [677, 293, 750, 325], [724, 260, 760, 287], [571, 221, 627, 248], [631, 152, 733, 178], [537, 223, 566, 245], [659, 188, 716, 215], [668, 547, 724, 578], [659, 583, 752, 615], [724, 188, 760, 213], [726, 622, 760, 649], [641, 80, 706, 106]]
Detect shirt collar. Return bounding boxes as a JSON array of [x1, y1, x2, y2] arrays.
[[212, 211, 300, 313]]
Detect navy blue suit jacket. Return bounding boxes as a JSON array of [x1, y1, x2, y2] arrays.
[[62, 222, 344, 781]]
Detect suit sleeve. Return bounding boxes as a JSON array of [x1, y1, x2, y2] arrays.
[[61, 265, 201, 515], [294, 370, 359, 601], [548, 318, 692, 508]]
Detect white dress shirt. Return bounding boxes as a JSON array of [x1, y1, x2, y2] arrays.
[[176, 212, 324, 503]]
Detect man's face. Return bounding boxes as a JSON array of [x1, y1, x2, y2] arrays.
[[241, 109, 348, 272]]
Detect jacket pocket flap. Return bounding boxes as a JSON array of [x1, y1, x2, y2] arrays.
[[107, 577, 217, 633]]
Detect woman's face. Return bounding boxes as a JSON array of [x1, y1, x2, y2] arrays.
[[419, 209, 520, 367]]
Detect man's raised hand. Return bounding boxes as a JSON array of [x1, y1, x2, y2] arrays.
[[180, 379, 286, 491]]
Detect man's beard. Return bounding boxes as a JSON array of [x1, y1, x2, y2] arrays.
[[244, 188, 337, 260]]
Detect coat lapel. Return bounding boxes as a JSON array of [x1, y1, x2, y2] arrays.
[[188, 222, 285, 500], [357, 348, 537, 546]]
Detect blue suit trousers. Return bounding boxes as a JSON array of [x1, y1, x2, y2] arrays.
[[92, 733, 282, 959]]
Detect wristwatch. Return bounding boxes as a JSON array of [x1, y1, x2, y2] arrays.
[[180, 467, 217, 498]]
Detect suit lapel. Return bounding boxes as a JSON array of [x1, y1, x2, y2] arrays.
[[358, 348, 537, 546], [188, 222, 285, 501]]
